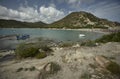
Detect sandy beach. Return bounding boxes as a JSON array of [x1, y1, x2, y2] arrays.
[[0, 42, 120, 79]]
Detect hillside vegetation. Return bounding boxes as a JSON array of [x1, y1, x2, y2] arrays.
[[48, 11, 120, 29], [0, 19, 47, 28], [0, 11, 120, 28], [96, 32, 120, 43]]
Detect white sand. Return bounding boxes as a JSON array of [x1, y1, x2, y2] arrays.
[[0, 42, 120, 79]]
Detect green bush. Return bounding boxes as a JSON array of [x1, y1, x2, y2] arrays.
[[39, 62, 61, 79], [40, 46, 53, 52], [81, 40, 97, 47], [15, 44, 39, 58], [15, 43, 53, 59], [96, 32, 120, 43], [80, 72, 91, 79], [106, 61, 120, 76], [59, 42, 73, 47], [29, 66, 36, 71], [0, 54, 3, 57], [16, 67, 23, 72], [35, 52, 47, 59], [50, 62, 61, 74]]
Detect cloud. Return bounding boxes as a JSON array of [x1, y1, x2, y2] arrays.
[[68, 0, 78, 4], [66, 0, 95, 10], [39, 6, 64, 23], [86, 1, 120, 22], [0, 5, 65, 23], [67, 0, 95, 4]]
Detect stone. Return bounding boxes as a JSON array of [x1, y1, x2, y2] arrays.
[[44, 63, 52, 72], [95, 55, 110, 68]]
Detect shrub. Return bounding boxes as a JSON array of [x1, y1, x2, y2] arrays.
[[81, 40, 96, 47], [24, 68, 28, 71], [80, 72, 91, 79], [96, 32, 120, 43], [35, 52, 47, 59], [15, 43, 39, 58], [49, 62, 61, 74], [16, 67, 23, 72], [0, 54, 3, 57], [29, 66, 36, 71], [15, 43, 53, 59], [59, 42, 73, 47], [106, 61, 120, 76], [40, 46, 53, 52], [39, 62, 61, 79]]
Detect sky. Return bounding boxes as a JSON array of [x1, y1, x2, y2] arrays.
[[0, 0, 120, 24]]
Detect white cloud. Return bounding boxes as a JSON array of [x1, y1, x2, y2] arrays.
[[86, 1, 120, 22], [0, 5, 65, 23], [67, 0, 95, 4], [39, 6, 64, 22], [68, 0, 78, 4], [67, 0, 95, 10]]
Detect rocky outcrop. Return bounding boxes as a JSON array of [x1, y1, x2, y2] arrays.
[[95, 55, 110, 68], [38, 62, 61, 79], [95, 55, 120, 77]]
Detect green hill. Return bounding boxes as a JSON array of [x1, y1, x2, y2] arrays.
[[0, 19, 47, 28], [0, 11, 120, 28], [48, 11, 120, 29]]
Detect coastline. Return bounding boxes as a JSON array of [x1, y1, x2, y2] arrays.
[[46, 28, 110, 34], [0, 42, 120, 79], [0, 28, 111, 34]]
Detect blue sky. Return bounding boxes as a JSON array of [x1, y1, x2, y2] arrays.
[[0, 0, 120, 23]]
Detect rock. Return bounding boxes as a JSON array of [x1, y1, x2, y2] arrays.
[[44, 63, 52, 72], [43, 62, 61, 74], [95, 55, 120, 76], [95, 55, 110, 68], [38, 62, 61, 79], [72, 44, 80, 47]]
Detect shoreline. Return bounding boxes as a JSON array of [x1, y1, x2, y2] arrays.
[[0, 28, 111, 34], [0, 42, 120, 79], [46, 28, 110, 34]]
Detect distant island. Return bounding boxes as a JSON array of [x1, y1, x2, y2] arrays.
[[0, 11, 120, 29]]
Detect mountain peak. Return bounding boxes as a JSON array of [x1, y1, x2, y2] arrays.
[[49, 11, 120, 29], [0, 11, 120, 28]]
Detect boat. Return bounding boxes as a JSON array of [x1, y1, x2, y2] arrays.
[[79, 34, 85, 37], [16, 34, 30, 40]]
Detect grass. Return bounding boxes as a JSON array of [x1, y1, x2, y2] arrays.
[[80, 72, 91, 79], [15, 44, 39, 58], [81, 32, 120, 47], [16, 67, 23, 72], [97, 55, 120, 76], [35, 52, 47, 59], [0, 54, 3, 57], [106, 61, 120, 76], [29, 66, 36, 71], [89, 63, 97, 69], [15, 43, 53, 59], [40, 46, 53, 52], [80, 40, 97, 47], [95, 32, 120, 43], [49, 62, 61, 74], [101, 55, 116, 60], [39, 62, 61, 79], [59, 42, 74, 47], [16, 66, 36, 72]]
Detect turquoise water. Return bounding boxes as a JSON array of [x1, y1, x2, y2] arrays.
[[0, 28, 104, 50]]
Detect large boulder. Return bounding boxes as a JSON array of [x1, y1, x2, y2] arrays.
[[95, 55, 110, 68], [95, 55, 120, 76], [38, 62, 61, 79]]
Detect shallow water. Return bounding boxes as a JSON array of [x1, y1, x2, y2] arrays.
[[0, 28, 104, 50]]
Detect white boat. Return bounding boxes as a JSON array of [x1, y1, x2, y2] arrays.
[[79, 34, 85, 37]]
